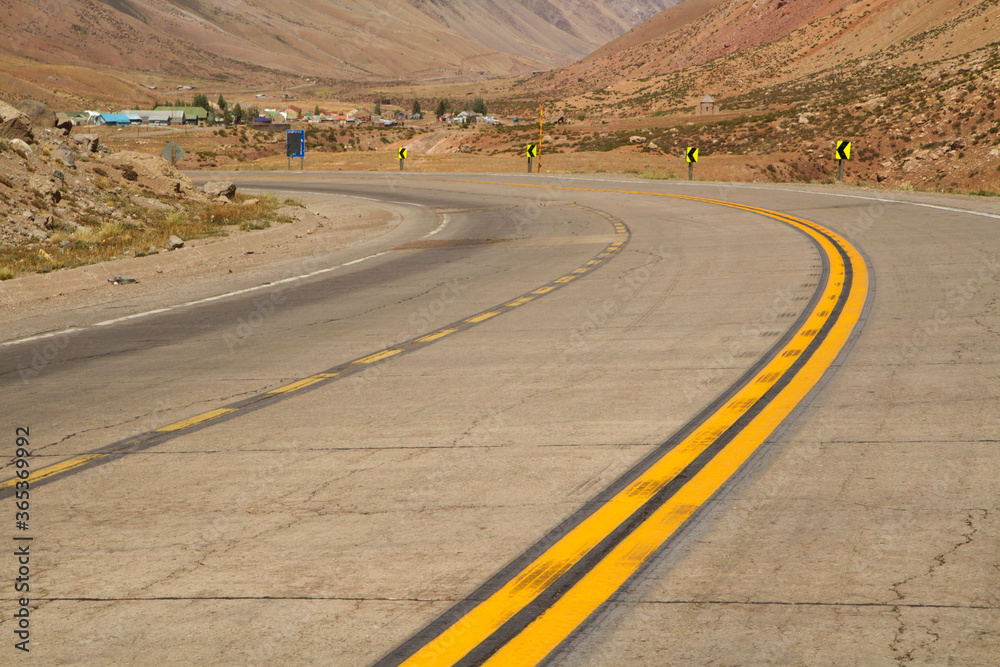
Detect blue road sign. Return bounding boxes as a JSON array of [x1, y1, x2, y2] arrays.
[[286, 130, 305, 159]]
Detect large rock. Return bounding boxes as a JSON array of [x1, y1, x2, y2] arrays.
[[72, 133, 99, 152], [28, 174, 61, 203], [203, 181, 237, 199], [0, 100, 34, 144], [18, 100, 57, 130], [9, 138, 31, 158], [51, 144, 76, 169], [54, 113, 75, 134], [105, 151, 206, 198]]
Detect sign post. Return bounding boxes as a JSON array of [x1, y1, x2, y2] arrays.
[[836, 141, 852, 182], [686, 147, 699, 180], [160, 141, 185, 166], [398, 147, 408, 171], [538, 105, 543, 173], [526, 144, 538, 173], [286, 129, 305, 171]]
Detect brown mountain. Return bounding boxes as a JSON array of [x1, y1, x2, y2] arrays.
[[0, 0, 675, 89], [513, 0, 1000, 192], [530, 0, 1000, 108]]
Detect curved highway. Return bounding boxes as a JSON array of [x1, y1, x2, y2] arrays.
[[0, 174, 997, 665]]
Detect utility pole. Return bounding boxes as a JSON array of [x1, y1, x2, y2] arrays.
[[538, 105, 543, 173]]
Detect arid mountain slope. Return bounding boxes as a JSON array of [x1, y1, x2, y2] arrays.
[[531, 0, 1000, 104], [0, 0, 674, 87]]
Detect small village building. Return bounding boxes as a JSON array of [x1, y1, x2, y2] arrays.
[[148, 114, 174, 126], [348, 108, 372, 122], [60, 112, 90, 126], [97, 113, 132, 126], [155, 106, 209, 125], [698, 95, 717, 116]]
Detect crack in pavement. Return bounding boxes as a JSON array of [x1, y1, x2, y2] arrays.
[[889, 509, 989, 664]]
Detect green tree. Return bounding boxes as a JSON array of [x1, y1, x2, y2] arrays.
[[374, 100, 382, 117], [217, 94, 227, 112], [232, 103, 245, 124], [472, 96, 487, 115], [314, 104, 321, 116], [435, 98, 448, 117], [246, 106, 259, 121], [412, 99, 421, 116], [193, 93, 211, 113]]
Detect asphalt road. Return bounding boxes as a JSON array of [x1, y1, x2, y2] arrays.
[[1, 174, 998, 665]]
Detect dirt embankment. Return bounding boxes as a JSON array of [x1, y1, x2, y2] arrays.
[[1, 99, 209, 249]]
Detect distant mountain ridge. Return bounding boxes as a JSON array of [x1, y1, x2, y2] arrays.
[[529, 0, 1000, 106], [0, 0, 676, 86]]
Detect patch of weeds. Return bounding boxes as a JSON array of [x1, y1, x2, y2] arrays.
[[642, 172, 678, 180], [0, 266, 14, 280]]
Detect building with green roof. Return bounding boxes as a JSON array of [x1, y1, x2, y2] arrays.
[[154, 106, 212, 125]]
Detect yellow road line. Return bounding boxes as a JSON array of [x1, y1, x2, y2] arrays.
[[0, 454, 109, 490], [0, 205, 625, 493], [268, 373, 339, 394], [158, 408, 238, 432], [398, 198, 867, 667], [466, 311, 500, 323], [554, 276, 577, 283], [417, 328, 457, 343], [482, 223, 867, 665], [354, 349, 402, 364]]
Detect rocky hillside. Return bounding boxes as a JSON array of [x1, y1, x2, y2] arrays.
[[0, 0, 674, 94], [0, 100, 290, 280], [492, 0, 1000, 191], [529, 0, 1000, 103]]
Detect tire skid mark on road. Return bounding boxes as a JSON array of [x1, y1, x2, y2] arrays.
[[373, 189, 869, 667], [0, 205, 627, 495]]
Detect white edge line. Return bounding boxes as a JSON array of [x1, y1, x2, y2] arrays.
[[10, 180, 991, 348], [425, 214, 451, 237], [1, 251, 390, 348], [525, 174, 1000, 221], [2, 189, 428, 349]]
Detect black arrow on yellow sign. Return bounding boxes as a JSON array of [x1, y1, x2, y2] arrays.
[[686, 147, 699, 163], [836, 141, 851, 161], [526, 144, 539, 158], [398, 147, 408, 160]]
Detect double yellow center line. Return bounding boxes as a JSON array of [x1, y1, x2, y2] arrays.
[[379, 191, 868, 667]]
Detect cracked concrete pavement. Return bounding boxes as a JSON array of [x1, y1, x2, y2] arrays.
[[1, 174, 998, 664]]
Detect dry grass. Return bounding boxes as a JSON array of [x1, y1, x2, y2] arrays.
[[0, 194, 289, 278]]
